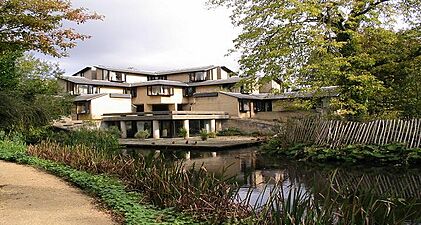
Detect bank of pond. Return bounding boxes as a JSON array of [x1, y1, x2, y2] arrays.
[[0, 129, 420, 225]]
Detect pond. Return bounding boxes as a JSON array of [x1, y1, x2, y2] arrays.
[[128, 146, 421, 223]]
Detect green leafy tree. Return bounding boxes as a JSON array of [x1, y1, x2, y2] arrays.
[[0, 0, 100, 133], [209, 0, 421, 119], [0, 54, 72, 132]]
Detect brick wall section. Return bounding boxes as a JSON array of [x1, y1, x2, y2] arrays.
[[222, 118, 276, 135]]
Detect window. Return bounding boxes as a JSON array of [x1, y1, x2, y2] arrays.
[[147, 85, 174, 96], [131, 88, 137, 97], [136, 104, 144, 112], [189, 71, 207, 82], [102, 70, 110, 81], [109, 71, 125, 82], [183, 87, 196, 97], [77, 102, 90, 114], [67, 82, 75, 94], [115, 72, 123, 81], [77, 84, 89, 94], [254, 100, 272, 112], [124, 88, 137, 97], [239, 99, 250, 112], [147, 75, 167, 81]]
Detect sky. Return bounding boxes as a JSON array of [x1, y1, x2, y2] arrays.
[[36, 0, 240, 75]]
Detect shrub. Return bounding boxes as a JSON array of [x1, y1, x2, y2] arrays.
[[135, 130, 150, 139], [47, 127, 120, 153], [178, 127, 188, 139], [217, 127, 243, 136], [208, 132, 216, 138], [199, 129, 208, 141]]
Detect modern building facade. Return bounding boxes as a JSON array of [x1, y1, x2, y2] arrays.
[[58, 65, 337, 138]]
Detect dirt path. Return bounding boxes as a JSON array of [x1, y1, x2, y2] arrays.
[[0, 161, 116, 225]]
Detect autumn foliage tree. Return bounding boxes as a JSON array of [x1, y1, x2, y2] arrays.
[[0, 0, 101, 133], [0, 0, 102, 57], [209, 0, 421, 119]]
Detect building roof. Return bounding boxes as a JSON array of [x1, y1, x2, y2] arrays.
[[188, 76, 241, 87], [61, 75, 241, 88], [71, 65, 236, 77], [59, 76, 131, 88], [220, 86, 339, 100], [130, 80, 189, 87], [74, 94, 107, 102], [220, 92, 263, 100], [95, 65, 156, 76], [156, 65, 216, 75], [74, 93, 131, 102]]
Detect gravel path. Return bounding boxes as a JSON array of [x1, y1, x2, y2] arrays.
[[0, 160, 116, 225]]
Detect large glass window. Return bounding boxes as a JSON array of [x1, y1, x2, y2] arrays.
[[254, 100, 272, 112], [110, 71, 125, 82], [183, 87, 196, 97], [239, 99, 250, 112], [102, 70, 110, 81], [147, 85, 174, 96], [189, 71, 207, 82], [77, 84, 88, 94], [77, 102, 90, 114]]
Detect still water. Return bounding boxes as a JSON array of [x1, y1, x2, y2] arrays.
[[129, 147, 421, 220]]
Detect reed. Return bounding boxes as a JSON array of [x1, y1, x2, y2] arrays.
[[237, 171, 421, 225], [27, 141, 247, 222], [26, 140, 421, 224]]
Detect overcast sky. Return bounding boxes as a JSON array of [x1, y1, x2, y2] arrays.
[[36, 0, 240, 75]]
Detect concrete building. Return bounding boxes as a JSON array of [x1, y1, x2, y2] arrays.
[[58, 65, 338, 139]]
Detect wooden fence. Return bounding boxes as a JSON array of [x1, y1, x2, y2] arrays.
[[283, 119, 421, 149]]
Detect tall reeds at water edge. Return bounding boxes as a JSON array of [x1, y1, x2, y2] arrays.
[[27, 141, 248, 222], [28, 141, 421, 224], [238, 171, 421, 225]]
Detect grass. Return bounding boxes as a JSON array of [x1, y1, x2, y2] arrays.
[[0, 139, 196, 225]]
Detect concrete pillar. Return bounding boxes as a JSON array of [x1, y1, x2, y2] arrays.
[[210, 119, 216, 132], [249, 101, 255, 118], [205, 121, 210, 132], [152, 120, 160, 139], [120, 121, 127, 139], [183, 119, 190, 138], [174, 103, 178, 111]]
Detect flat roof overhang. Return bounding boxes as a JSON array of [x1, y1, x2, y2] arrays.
[[102, 111, 230, 122]]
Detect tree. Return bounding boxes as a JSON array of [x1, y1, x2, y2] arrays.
[[209, 0, 421, 119], [0, 54, 72, 132], [0, 0, 102, 57], [0, 0, 99, 133]]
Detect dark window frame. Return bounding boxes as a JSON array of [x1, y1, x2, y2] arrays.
[[183, 87, 196, 97], [239, 99, 250, 112], [147, 85, 174, 96], [254, 100, 272, 112], [189, 71, 207, 82], [147, 75, 167, 81]]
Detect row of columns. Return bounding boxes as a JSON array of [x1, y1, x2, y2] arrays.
[[120, 119, 217, 139]]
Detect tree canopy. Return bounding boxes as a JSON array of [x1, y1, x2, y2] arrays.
[[209, 0, 421, 119], [0, 0, 102, 57], [0, 0, 99, 134]]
